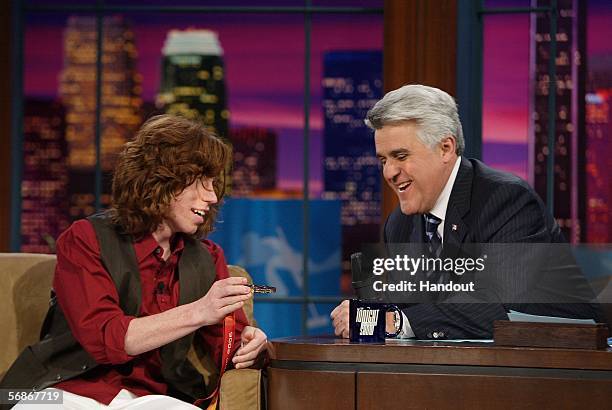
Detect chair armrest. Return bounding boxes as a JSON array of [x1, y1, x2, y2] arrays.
[[217, 267, 264, 409], [219, 368, 263, 410]]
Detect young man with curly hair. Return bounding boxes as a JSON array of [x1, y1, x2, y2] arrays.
[[3, 115, 267, 409]]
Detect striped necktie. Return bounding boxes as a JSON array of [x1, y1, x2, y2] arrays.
[[423, 213, 442, 257]]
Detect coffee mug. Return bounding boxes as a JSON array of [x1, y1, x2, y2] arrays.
[[349, 299, 403, 343]]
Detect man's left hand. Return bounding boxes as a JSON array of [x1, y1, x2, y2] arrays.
[[232, 326, 268, 369]]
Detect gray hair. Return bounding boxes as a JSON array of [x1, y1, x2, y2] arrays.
[[365, 84, 465, 155]]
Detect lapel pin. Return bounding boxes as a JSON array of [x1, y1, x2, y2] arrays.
[[451, 224, 458, 231]]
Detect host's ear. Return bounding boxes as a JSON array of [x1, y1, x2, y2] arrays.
[[439, 135, 457, 162]]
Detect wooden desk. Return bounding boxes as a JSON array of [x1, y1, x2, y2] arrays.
[[268, 336, 612, 410]]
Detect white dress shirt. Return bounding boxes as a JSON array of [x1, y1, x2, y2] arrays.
[[427, 156, 462, 242], [398, 156, 462, 338]]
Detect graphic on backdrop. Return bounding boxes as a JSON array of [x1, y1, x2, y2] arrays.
[[210, 199, 341, 337]]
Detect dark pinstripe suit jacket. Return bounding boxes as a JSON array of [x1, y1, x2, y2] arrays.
[[384, 157, 604, 339]]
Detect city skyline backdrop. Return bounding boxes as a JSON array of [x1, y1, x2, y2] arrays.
[[23, 1, 612, 187], [20, 1, 612, 214], [24, 11, 384, 193]]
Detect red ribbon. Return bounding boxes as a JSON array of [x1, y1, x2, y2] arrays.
[[194, 313, 236, 409]]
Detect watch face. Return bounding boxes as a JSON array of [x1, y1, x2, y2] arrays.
[[396, 311, 405, 336], [393, 311, 401, 332]]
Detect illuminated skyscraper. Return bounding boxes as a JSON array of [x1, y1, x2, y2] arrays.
[[21, 99, 69, 253], [60, 15, 142, 170], [585, 89, 612, 243], [230, 127, 277, 196], [322, 51, 383, 271], [157, 30, 229, 140], [59, 16, 142, 219], [530, 0, 586, 242], [585, 55, 612, 243]]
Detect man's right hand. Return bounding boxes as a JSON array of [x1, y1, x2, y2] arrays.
[[196, 276, 252, 326], [330, 299, 350, 339], [124, 276, 251, 357]]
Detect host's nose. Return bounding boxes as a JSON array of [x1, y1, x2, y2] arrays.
[[382, 159, 401, 184]]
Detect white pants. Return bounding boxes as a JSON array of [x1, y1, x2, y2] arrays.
[[13, 388, 201, 409]]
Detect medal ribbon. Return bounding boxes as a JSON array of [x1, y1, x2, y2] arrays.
[[194, 313, 236, 409]]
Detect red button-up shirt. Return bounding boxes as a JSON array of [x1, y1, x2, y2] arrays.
[[53, 219, 249, 404]]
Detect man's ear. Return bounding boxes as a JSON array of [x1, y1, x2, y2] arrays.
[[439, 135, 457, 162]]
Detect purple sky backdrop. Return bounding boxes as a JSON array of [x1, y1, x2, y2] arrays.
[[23, 2, 612, 188], [24, 12, 383, 125], [25, 0, 384, 6], [24, 12, 383, 192], [482, 0, 612, 179], [482, 12, 531, 179]]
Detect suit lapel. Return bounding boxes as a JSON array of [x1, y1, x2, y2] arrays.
[[443, 157, 472, 258], [410, 213, 424, 243], [384, 210, 426, 259]]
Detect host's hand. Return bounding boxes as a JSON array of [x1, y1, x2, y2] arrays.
[[196, 277, 252, 327], [330, 299, 350, 339], [232, 326, 269, 369]]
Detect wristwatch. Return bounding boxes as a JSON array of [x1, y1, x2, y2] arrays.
[[391, 310, 403, 337], [387, 306, 404, 337]]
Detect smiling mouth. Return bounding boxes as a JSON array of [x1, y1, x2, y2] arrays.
[[191, 208, 207, 218], [396, 182, 411, 193]]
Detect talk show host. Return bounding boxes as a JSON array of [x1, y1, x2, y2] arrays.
[[331, 84, 605, 340]]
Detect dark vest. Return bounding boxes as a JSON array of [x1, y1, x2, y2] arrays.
[[0, 215, 217, 404]]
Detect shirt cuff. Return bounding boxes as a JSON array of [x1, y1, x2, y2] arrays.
[[399, 312, 415, 338], [102, 315, 136, 364]]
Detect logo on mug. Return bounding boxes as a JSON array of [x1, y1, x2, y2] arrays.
[[349, 299, 403, 343], [355, 307, 379, 336]]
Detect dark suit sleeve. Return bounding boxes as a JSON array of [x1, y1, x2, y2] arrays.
[[403, 180, 602, 339], [478, 182, 553, 243]]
